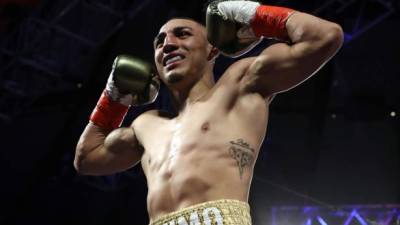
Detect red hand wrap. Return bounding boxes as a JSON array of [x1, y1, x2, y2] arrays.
[[89, 90, 129, 131], [251, 5, 295, 39]]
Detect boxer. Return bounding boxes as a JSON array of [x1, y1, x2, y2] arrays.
[[75, 1, 343, 224]]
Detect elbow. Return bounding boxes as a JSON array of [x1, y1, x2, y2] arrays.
[[328, 23, 344, 47], [73, 143, 90, 175], [73, 155, 94, 175], [73, 155, 84, 174], [73, 151, 86, 175], [323, 23, 344, 56]]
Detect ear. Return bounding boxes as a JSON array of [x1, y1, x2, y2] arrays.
[[207, 46, 220, 61]]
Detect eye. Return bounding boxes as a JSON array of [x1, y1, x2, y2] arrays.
[[154, 33, 166, 49], [176, 29, 192, 38], [155, 38, 164, 48], [155, 39, 163, 48]]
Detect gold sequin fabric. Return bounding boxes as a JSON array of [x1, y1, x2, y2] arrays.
[[150, 199, 252, 225]]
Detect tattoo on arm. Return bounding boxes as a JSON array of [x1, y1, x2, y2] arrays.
[[229, 139, 255, 179]]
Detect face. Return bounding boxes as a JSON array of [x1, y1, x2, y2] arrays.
[[154, 19, 212, 88]]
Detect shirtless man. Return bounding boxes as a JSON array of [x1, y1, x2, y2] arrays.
[[74, 1, 343, 224]]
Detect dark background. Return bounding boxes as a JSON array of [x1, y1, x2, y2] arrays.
[[0, 0, 399, 224]]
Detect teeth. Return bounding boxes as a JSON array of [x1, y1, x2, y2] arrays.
[[165, 56, 183, 65]]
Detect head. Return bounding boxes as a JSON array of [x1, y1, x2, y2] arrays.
[[153, 18, 219, 91]]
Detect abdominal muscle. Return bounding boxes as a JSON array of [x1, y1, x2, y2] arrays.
[[144, 143, 254, 220], [137, 93, 268, 220]]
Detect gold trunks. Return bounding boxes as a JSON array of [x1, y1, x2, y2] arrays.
[[150, 199, 251, 225]]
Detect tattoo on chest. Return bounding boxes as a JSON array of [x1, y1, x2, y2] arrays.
[[229, 139, 255, 179]]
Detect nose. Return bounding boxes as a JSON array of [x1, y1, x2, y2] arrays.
[[163, 33, 178, 54]]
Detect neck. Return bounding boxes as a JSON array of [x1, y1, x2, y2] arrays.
[[169, 73, 214, 113]]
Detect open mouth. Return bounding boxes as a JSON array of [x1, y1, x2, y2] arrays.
[[163, 53, 185, 67]]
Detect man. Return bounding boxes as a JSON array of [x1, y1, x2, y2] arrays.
[[74, 1, 343, 224]]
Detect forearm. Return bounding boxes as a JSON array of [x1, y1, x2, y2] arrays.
[[74, 88, 129, 174], [73, 55, 157, 175], [74, 123, 142, 175], [249, 13, 343, 95], [206, 1, 344, 95], [74, 123, 108, 171], [285, 12, 344, 58], [207, 1, 343, 58]]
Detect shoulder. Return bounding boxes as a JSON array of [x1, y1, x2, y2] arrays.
[[131, 109, 171, 128], [130, 109, 171, 146], [133, 109, 161, 125]]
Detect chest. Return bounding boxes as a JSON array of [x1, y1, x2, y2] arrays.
[[142, 103, 227, 152], [138, 94, 269, 169]]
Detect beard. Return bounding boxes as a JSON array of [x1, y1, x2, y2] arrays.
[[166, 73, 184, 84]]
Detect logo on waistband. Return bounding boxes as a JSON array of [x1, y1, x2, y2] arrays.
[[162, 207, 223, 225]]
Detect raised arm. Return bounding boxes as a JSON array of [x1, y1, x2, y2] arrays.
[[244, 11, 343, 96], [75, 122, 142, 175], [206, 1, 343, 97], [74, 55, 159, 175]]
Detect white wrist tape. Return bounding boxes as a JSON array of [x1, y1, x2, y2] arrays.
[[217, 1, 260, 25], [105, 74, 133, 107]]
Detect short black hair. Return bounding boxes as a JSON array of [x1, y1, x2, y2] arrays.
[[165, 16, 205, 27]]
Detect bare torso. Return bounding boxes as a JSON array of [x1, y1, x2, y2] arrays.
[[133, 71, 270, 220], [75, 11, 343, 222]]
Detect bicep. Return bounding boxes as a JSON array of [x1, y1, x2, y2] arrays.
[[75, 124, 143, 175], [244, 42, 322, 95], [242, 12, 343, 97]]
